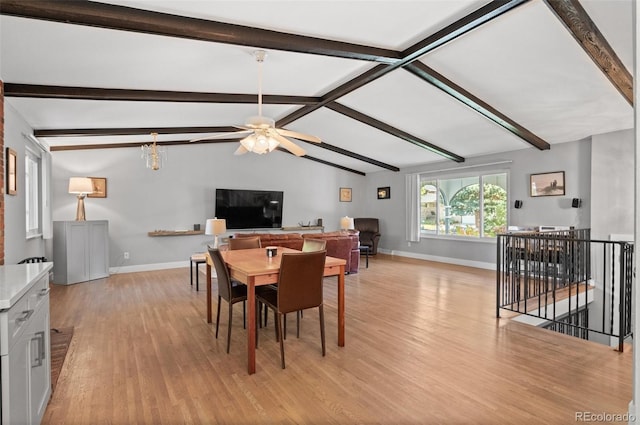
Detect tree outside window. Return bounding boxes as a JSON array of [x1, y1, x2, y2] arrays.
[[419, 172, 507, 238]]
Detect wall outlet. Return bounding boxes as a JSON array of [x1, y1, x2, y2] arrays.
[[407, 241, 411, 247], [123, 251, 130, 260]]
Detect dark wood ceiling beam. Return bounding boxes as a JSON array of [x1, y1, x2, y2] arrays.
[[49, 138, 368, 175], [4, 83, 320, 104], [311, 141, 400, 172], [276, 150, 367, 176], [404, 62, 550, 151], [543, 0, 632, 106], [326, 102, 464, 162], [276, 0, 537, 137], [401, 0, 529, 62], [0, 0, 400, 63], [40, 123, 397, 171], [34, 126, 240, 137]]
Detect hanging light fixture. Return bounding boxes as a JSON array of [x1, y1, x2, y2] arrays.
[[141, 132, 167, 170], [189, 50, 321, 155]]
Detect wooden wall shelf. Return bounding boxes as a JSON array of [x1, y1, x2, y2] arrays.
[[280, 226, 324, 232], [148, 230, 204, 237]]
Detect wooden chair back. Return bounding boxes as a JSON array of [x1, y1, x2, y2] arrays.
[[229, 236, 262, 250]]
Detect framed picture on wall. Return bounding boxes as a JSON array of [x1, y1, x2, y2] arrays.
[[88, 177, 107, 198], [6, 147, 17, 196], [530, 171, 565, 197], [339, 187, 352, 202], [377, 186, 390, 199]]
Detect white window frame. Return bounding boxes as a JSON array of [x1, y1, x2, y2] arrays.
[[25, 147, 41, 239], [417, 170, 509, 240]]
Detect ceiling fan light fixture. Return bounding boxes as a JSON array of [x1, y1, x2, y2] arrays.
[[190, 49, 320, 156], [240, 134, 257, 151], [246, 115, 274, 129], [267, 137, 279, 152]]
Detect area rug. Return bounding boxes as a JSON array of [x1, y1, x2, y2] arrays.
[[50, 327, 74, 392]]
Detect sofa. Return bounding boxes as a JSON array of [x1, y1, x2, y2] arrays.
[[233, 231, 360, 273]]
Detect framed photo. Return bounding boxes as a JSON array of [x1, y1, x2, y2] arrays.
[[377, 186, 390, 199], [6, 147, 17, 196], [88, 177, 107, 198], [339, 187, 352, 202], [530, 171, 565, 197]]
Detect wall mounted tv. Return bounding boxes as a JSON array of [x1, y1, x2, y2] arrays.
[[215, 188, 284, 229]]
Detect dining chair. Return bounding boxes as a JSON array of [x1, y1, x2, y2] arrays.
[[302, 238, 326, 252], [229, 236, 270, 325], [297, 238, 326, 321], [17, 256, 48, 264], [208, 248, 247, 354], [255, 250, 327, 369], [228, 236, 262, 250]]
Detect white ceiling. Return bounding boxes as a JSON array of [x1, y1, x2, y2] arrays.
[[0, 0, 633, 175]]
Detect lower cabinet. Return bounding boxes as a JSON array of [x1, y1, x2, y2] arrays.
[[1, 269, 52, 425], [53, 220, 109, 285]]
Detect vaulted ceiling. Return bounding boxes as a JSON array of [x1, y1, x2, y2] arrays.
[[0, 0, 633, 175]]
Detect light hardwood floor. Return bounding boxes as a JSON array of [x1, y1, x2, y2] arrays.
[[44, 254, 632, 424]]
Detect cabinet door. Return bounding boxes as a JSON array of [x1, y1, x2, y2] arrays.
[[67, 222, 90, 283], [29, 303, 51, 424], [2, 328, 30, 425], [89, 221, 109, 280]]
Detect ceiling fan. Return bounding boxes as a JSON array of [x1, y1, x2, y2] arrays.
[[191, 50, 321, 156]]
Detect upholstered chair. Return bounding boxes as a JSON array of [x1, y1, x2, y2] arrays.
[[354, 218, 381, 255], [255, 250, 327, 369], [208, 248, 247, 354]]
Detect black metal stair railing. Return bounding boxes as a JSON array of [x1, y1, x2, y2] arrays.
[[496, 228, 633, 351]]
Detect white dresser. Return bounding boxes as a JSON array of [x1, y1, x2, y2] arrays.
[[52, 220, 109, 285], [0, 263, 53, 425]]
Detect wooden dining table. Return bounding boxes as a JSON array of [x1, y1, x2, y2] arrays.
[[205, 247, 346, 374]]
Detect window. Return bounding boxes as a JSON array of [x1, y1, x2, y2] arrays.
[[25, 149, 41, 238], [419, 172, 507, 238]]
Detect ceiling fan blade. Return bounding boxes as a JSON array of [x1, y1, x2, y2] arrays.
[[272, 133, 307, 157], [276, 128, 321, 144], [189, 129, 253, 143], [234, 144, 249, 155]]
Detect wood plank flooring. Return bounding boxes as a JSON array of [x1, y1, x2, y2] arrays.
[[43, 254, 632, 424]]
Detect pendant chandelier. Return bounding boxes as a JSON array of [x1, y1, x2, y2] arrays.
[[141, 132, 167, 170]]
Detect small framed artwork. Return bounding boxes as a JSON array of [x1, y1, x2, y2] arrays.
[[530, 171, 565, 197], [6, 147, 17, 196], [339, 187, 352, 202], [377, 186, 390, 199], [88, 177, 107, 198]]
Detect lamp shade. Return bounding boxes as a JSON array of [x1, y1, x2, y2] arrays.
[[340, 216, 354, 230], [68, 177, 94, 194], [205, 218, 227, 236]]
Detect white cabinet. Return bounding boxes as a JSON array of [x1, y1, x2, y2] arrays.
[[52, 220, 109, 285], [0, 263, 53, 425]]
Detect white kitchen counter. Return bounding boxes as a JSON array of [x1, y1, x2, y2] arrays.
[[0, 263, 53, 310]]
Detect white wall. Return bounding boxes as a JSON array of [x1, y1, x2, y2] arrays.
[[591, 129, 634, 240], [3, 103, 45, 264], [50, 142, 365, 269], [359, 139, 593, 268]]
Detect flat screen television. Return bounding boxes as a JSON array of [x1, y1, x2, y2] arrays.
[[215, 188, 284, 229]]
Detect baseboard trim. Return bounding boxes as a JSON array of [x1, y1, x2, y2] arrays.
[[109, 260, 188, 274], [378, 248, 494, 270], [110, 250, 493, 275]]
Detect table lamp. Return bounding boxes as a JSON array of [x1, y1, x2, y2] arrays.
[[68, 177, 94, 221], [340, 216, 354, 233], [205, 218, 227, 249]]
